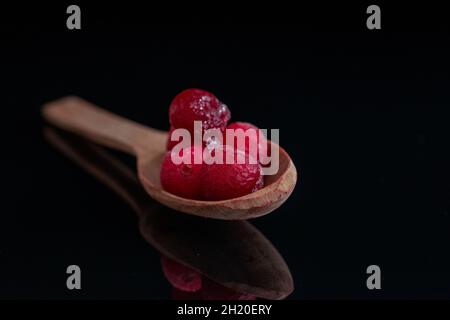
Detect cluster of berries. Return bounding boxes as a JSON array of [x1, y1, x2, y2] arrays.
[[160, 89, 268, 201]]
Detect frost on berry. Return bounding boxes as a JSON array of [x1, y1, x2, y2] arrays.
[[169, 88, 231, 134]]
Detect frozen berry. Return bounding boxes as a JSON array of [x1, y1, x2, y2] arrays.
[[161, 255, 202, 292], [201, 145, 264, 201], [160, 145, 204, 199], [226, 122, 269, 163], [169, 89, 231, 133]]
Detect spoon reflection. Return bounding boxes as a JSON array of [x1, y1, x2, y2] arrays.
[[44, 127, 294, 299]]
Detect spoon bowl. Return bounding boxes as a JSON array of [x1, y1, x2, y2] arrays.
[[138, 141, 296, 219], [43, 96, 297, 220]]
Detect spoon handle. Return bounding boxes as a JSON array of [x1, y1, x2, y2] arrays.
[[42, 96, 166, 156]]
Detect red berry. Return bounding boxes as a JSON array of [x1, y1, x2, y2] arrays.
[[226, 122, 269, 163], [161, 255, 202, 292], [169, 88, 231, 133], [201, 145, 264, 201], [160, 145, 204, 199]]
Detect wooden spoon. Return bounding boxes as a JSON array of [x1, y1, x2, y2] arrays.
[[42, 96, 297, 220], [44, 128, 294, 299]]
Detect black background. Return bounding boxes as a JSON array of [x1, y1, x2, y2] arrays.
[[1, 3, 450, 299]]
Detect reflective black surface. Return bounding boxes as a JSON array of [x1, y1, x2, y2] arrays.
[[1, 23, 450, 299]]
